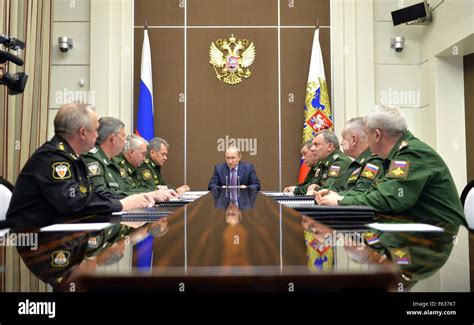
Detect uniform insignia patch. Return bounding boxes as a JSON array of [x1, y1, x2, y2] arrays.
[[87, 162, 101, 176], [89, 147, 98, 154], [119, 168, 127, 178], [315, 168, 321, 177], [364, 232, 380, 245], [389, 248, 411, 265], [332, 154, 339, 160], [361, 163, 379, 180], [347, 167, 361, 182], [387, 160, 410, 179], [399, 140, 408, 150], [79, 185, 88, 193], [141, 169, 152, 180], [88, 236, 100, 249], [328, 165, 341, 177], [51, 250, 70, 267], [52, 162, 72, 180], [58, 143, 65, 151]]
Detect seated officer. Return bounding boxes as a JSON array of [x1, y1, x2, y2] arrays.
[[115, 134, 149, 191], [208, 146, 261, 191], [6, 104, 155, 227], [316, 105, 467, 227], [305, 129, 352, 195], [337, 117, 384, 194], [138, 137, 190, 194], [283, 140, 317, 195], [82, 117, 174, 202]]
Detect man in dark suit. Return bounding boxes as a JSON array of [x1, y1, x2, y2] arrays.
[[208, 146, 261, 191]]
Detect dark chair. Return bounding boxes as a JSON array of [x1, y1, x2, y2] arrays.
[[460, 180, 474, 230], [0, 176, 14, 221]]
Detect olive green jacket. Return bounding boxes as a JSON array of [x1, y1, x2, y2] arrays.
[[82, 145, 141, 198], [341, 131, 467, 227]]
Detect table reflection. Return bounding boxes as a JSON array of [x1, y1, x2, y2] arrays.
[[0, 190, 465, 292]]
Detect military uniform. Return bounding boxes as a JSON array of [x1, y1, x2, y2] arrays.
[[336, 148, 384, 195], [340, 131, 467, 227], [363, 219, 459, 289], [305, 148, 352, 192], [293, 166, 317, 195], [82, 144, 141, 198], [6, 135, 122, 227], [114, 153, 150, 192], [136, 156, 166, 191]]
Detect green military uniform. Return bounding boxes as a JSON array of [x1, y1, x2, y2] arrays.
[[86, 224, 134, 258], [335, 148, 384, 195], [136, 156, 166, 191], [340, 131, 467, 227], [115, 153, 150, 192], [82, 144, 142, 198], [293, 165, 317, 195], [362, 218, 459, 290], [304, 148, 352, 193]]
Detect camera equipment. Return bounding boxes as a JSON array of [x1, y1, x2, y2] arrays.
[[0, 34, 28, 95]]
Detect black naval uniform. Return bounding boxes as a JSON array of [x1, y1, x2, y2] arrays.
[[6, 135, 122, 227]]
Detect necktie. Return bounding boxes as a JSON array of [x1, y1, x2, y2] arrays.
[[230, 168, 237, 186]]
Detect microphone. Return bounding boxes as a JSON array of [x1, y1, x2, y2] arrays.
[[0, 50, 24, 66], [238, 175, 240, 187], [225, 175, 228, 188]]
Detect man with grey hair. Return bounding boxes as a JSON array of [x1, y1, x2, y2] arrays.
[[6, 104, 155, 227], [138, 137, 190, 194], [336, 117, 384, 193], [305, 129, 352, 195], [283, 140, 318, 195], [317, 105, 467, 228], [82, 118, 174, 202]]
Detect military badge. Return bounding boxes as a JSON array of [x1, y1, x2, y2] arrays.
[[51, 250, 70, 267], [399, 140, 408, 150], [58, 143, 65, 151], [79, 185, 88, 194], [364, 232, 380, 245], [315, 168, 321, 177], [328, 165, 341, 177], [361, 163, 379, 180], [119, 168, 127, 178], [88, 236, 100, 249], [387, 160, 410, 179], [52, 162, 72, 180], [141, 169, 152, 180], [347, 167, 361, 182], [389, 248, 411, 265], [209, 34, 255, 85], [87, 162, 101, 176]]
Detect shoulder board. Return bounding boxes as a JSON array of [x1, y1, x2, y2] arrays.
[[398, 140, 409, 150]]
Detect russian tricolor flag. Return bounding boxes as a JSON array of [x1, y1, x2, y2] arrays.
[[137, 29, 154, 141], [135, 28, 154, 271]]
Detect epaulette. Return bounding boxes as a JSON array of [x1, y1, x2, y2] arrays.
[[398, 140, 409, 150], [89, 147, 99, 154]]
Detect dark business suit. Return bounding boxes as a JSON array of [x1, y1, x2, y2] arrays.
[[208, 161, 261, 191], [211, 188, 258, 211]]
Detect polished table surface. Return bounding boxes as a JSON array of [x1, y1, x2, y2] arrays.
[[2, 189, 463, 292]]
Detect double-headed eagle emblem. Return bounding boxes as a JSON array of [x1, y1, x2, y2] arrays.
[[209, 34, 255, 85]]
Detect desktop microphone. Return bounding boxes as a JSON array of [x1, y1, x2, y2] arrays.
[[225, 175, 228, 188]]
